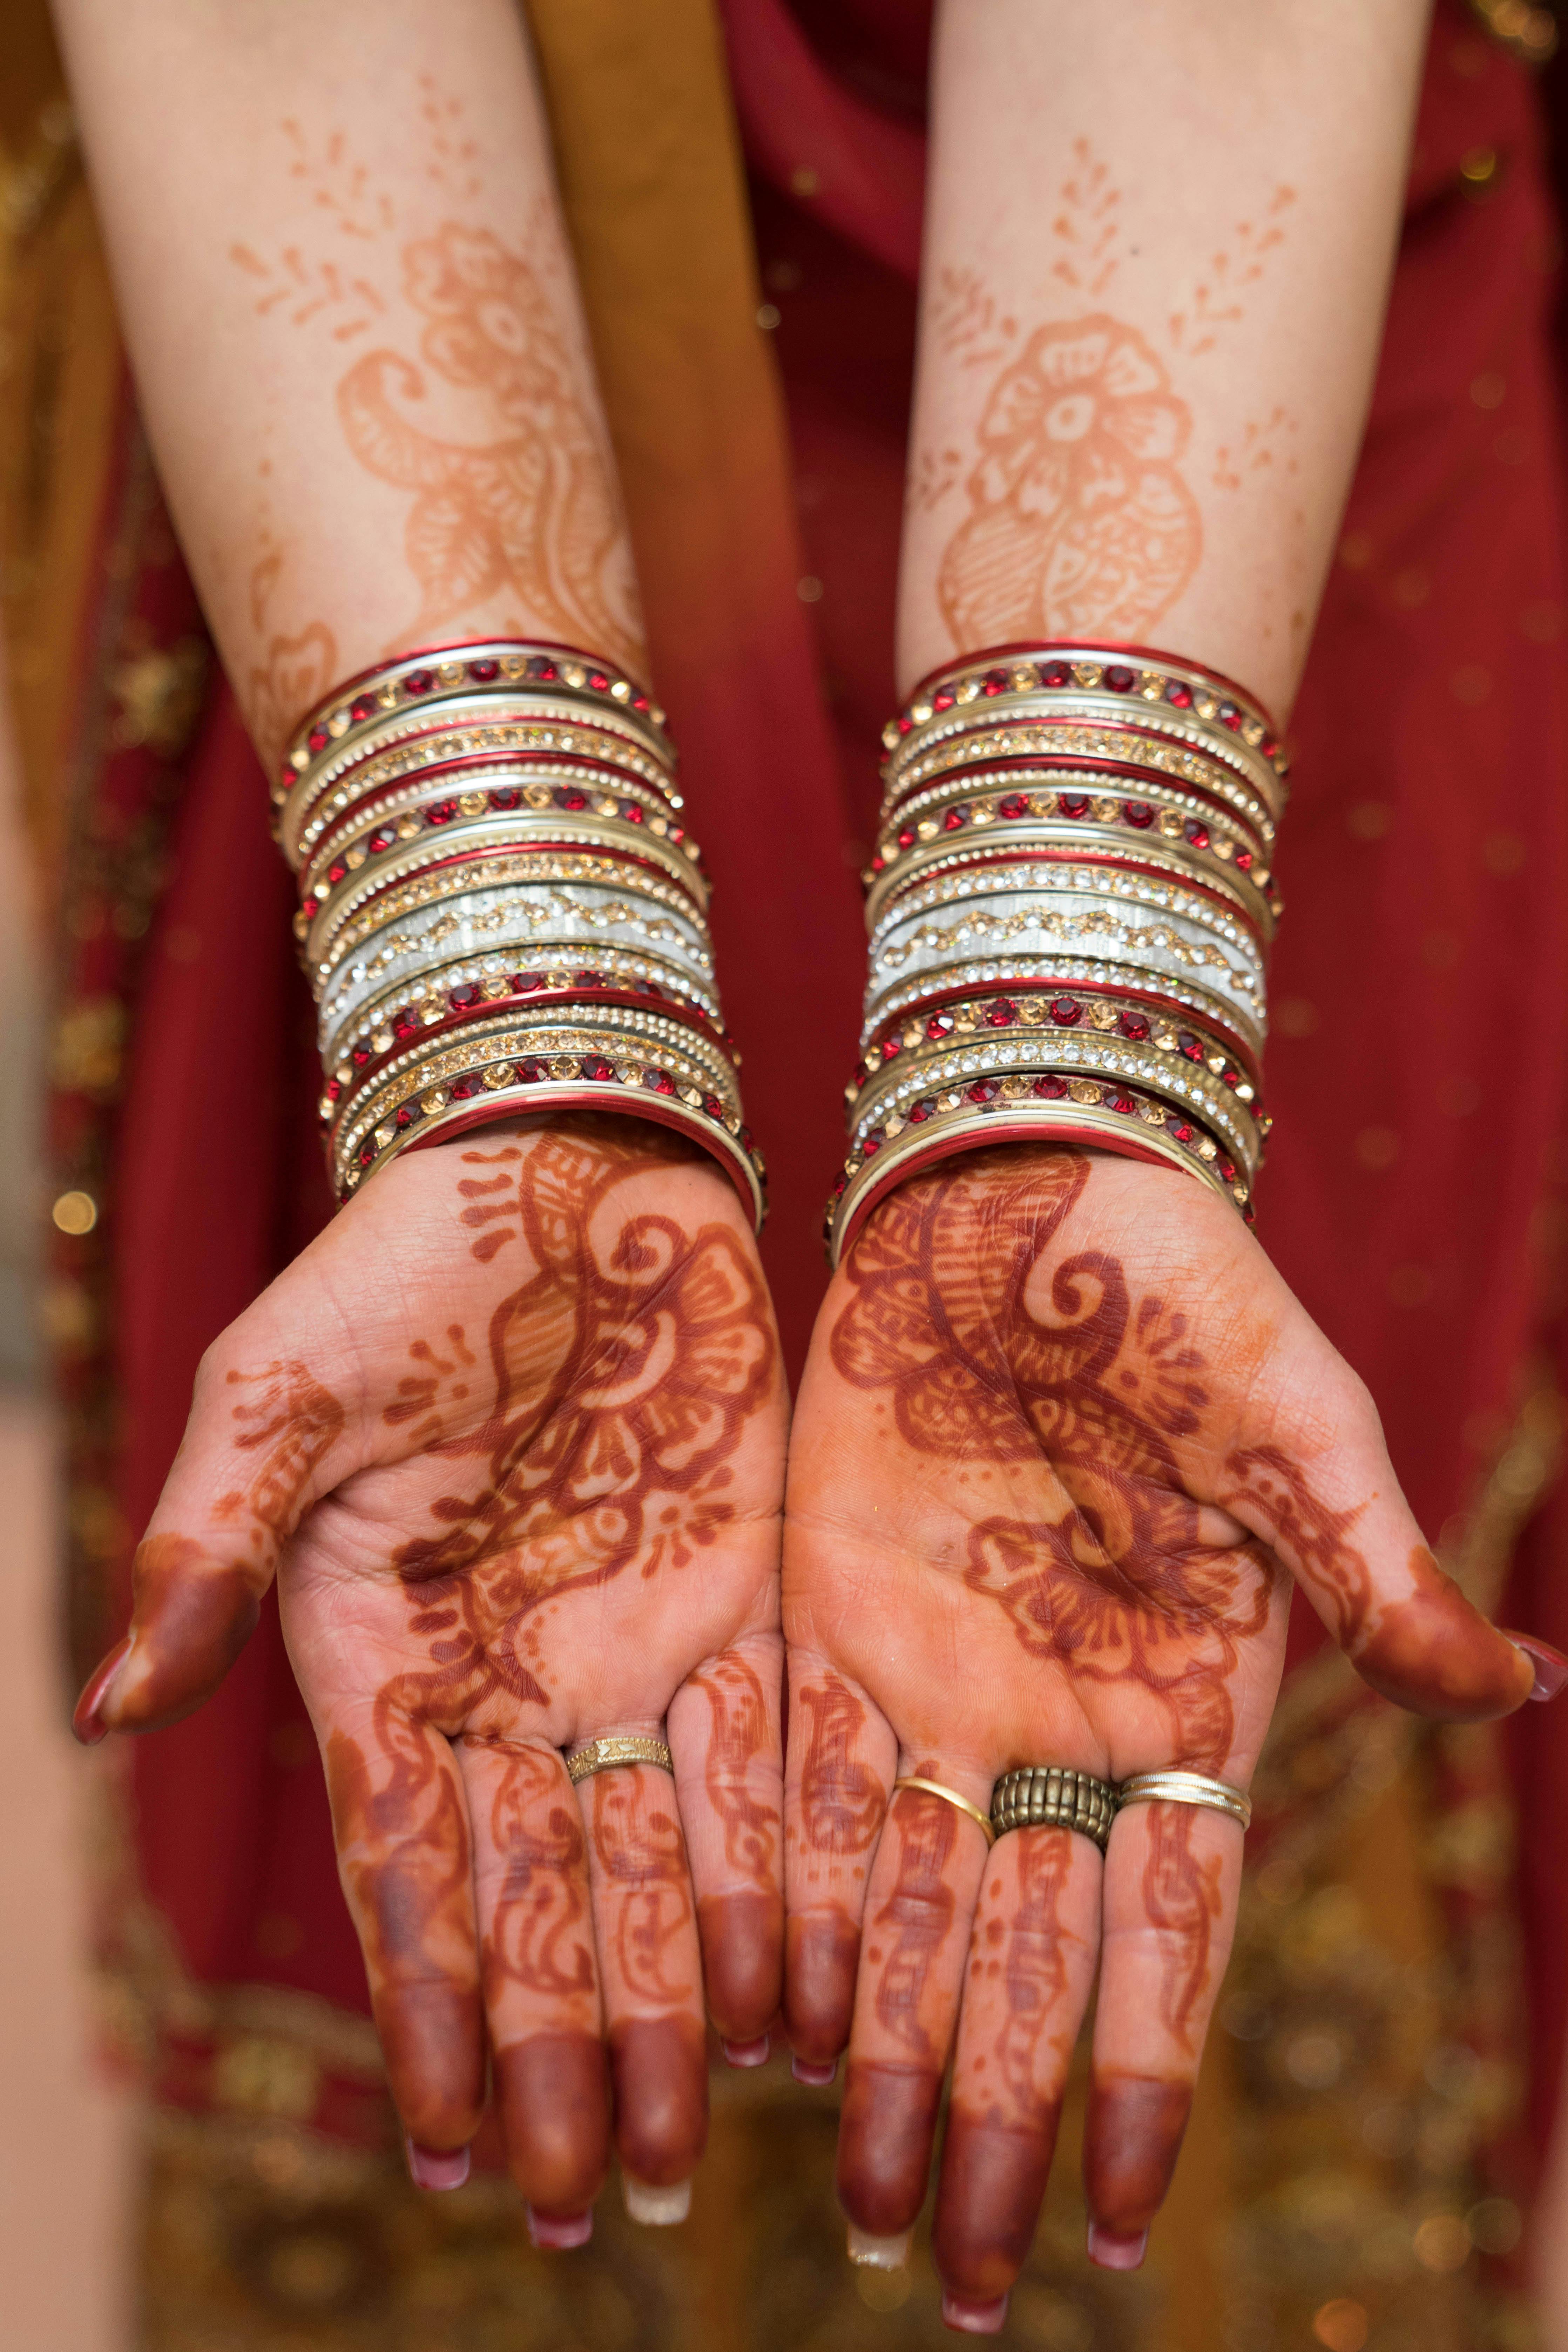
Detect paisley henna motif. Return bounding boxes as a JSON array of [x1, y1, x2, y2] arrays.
[[337, 226, 641, 667], [384, 1127, 773, 1717]]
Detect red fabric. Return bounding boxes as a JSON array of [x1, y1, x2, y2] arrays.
[[81, 0, 1568, 2176]]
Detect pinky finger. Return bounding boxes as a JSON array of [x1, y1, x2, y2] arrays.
[[1086, 1797, 1244, 2269]]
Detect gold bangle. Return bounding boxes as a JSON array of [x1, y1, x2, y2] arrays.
[[566, 1735, 675, 1786], [890, 1775, 996, 1847]]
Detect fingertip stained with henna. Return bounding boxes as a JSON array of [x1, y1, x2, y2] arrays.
[[1083, 2070, 1191, 2242], [837, 2059, 944, 2236], [698, 1889, 783, 2044], [608, 2013, 709, 2187], [495, 2033, 611, 2215]]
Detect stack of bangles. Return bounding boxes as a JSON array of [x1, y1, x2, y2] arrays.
[[824, 641, 1287, 1263], [271, 639, 764, 1225]]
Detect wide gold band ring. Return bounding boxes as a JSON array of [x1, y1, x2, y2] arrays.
[[891, 1776, 996, 1848], [1116, 1769, 1252, 1832], [566, 1735, 675, 1786]]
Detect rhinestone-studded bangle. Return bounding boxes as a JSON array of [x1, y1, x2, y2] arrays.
[[274, 642, 763, 1225], [826, 642, 1285, 1262]]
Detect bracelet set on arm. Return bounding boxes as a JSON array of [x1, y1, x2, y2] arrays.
[[270, 641, 764, 1225], [824, 644, 1288, 1263]]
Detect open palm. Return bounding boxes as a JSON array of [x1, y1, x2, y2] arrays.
[[783, 1144, 1536, 2327], [76, 1116, 788, 2237]]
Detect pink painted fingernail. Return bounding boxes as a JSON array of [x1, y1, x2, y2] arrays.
[[1087, 2222, 1148, 2270], [723, 2034, 770, 2068], [792, 2055, 837, 2087], [942, 2292, 1009, 2334], [1503, 1631, 1568, 1701], [72, 1634, 133, 1746], [404, 2137, 470, 2191], [526, 2206, 593, 2250]]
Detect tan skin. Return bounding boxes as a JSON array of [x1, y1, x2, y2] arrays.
[[76, 1117, 787, 2232], [783, 1144, 1548, 2324]]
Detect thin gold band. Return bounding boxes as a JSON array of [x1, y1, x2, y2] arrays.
[[891, 1775, 996, 1848]]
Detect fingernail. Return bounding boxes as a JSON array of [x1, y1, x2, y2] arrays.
[[622, 2175, 690, 2226], [1503, 1630, 1568, 1701], [942, 2293, 1009, 2334], [723, 2035, 770, 2068], [404, 2137, 469, 2191], [526, 2206, 593, 2250], [72, 1634, 133, 1746], [792, 2055, 837, 2087], [847, 2225, 911, 2269], [1087, 2221, 1148, 2270]]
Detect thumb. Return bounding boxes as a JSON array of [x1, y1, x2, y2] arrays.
[[1219, 1411, 1549, 1724], [74, 1350, 350, 1743]]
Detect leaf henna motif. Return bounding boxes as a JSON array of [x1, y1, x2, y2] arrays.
[[592, 1770, 697, 2007]]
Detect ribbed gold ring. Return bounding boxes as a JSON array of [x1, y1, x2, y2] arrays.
[[566, 1735, 674, 1786], [891, 1776, 996, 1847], [1116, 1769, 1251, 1832], [989, 1765, 1118, 1850]]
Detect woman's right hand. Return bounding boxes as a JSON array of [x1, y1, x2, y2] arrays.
[[74, 1114, 788, 2238]]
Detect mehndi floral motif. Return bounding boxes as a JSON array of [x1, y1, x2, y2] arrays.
[[937, 315, 1202, 648]]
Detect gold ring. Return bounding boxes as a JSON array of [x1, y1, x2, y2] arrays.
[[989, 1764, 1117, 1850], [890, 1776, 996, 1847], [566, 1735, 675, 1786], [1116, 1769, 1251, 1832]]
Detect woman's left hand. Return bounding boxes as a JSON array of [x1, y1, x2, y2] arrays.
[[782, 1142, 1547, 2326]]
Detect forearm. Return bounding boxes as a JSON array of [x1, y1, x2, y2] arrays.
[[903, 0, 1430, 713], [52, 0, 642, 768]]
